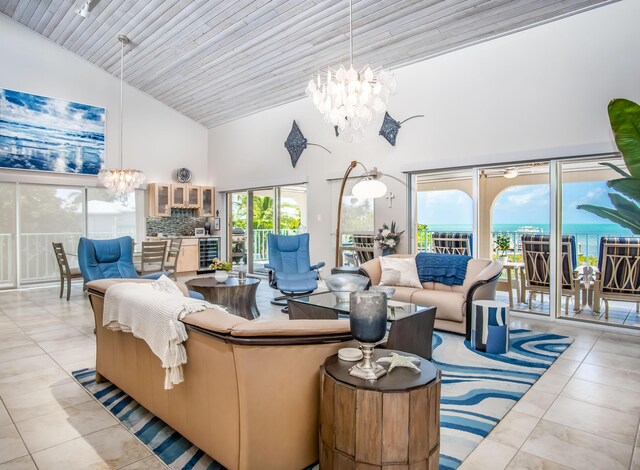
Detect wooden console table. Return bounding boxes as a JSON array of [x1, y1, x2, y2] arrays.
[[320, 349, 441, 469]]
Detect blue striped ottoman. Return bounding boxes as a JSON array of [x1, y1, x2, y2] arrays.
[[471, 300, 509, 354]]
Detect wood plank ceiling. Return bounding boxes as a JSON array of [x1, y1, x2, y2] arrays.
[[1, 0, 617, 128]]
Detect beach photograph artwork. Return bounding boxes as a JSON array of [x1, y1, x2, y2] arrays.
[[0, 89, 105, 175]]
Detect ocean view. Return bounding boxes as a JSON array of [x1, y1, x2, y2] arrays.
[[423, 223, 634, 260]]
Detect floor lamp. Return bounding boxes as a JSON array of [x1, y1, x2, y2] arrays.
[[335, 161, 388, 267]]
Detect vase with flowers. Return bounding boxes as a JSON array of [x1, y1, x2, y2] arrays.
[[210, 258, 232, 282], [374, 221, 404, 256]]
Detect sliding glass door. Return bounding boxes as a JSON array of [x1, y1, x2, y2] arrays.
[[0, 183, 141, 288], [0, 183, 16, 288], [227, 184, 307, 275], [409, 153, 640, 330]]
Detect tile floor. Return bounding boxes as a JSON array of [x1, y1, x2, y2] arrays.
[[1, 279, 640, 469]]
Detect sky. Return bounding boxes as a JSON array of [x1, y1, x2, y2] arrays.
[[418, 181, 616, 226]]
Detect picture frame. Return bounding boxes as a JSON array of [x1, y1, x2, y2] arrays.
[[213, 217, 221, 231], [0, 88, 106, 175]]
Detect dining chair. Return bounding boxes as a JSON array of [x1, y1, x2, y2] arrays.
[[431, 232, 473, 256], [136, 240, 168, 276], [52, 242, 83, 301], [520, 234, 583, 314], [353, 234, 375, 265], [163, 238, 182, 279], [593, 237, 640, 316]]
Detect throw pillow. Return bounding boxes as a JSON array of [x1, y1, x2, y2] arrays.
[[379, 256, 422, 288], [151, 275, 184, 297]]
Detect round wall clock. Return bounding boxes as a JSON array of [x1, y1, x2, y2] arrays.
[[177, 167, 192, 183]]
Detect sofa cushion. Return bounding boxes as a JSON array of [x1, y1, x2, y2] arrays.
[[410, 289, 466, 323], [391, 286, 422, 303], [379, 256, 421, 288]]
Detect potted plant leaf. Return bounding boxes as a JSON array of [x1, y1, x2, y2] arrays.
[[494, 233, 511, 264], [577, 99, 640, 233]]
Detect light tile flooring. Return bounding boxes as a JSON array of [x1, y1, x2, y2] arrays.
[[1, 279, 640, 469]]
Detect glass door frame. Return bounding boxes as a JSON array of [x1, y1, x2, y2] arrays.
[[225, 183, 307, 275], [407, 153, 619, 325]]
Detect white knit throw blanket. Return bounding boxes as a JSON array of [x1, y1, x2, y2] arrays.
[[102, 280, 213, 389]]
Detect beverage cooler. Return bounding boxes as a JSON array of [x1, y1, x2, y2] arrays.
[[197, 237, 221, 274]]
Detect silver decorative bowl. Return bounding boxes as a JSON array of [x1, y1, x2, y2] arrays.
[[369, 285, 396, 299], [324, 274, 370, 302]]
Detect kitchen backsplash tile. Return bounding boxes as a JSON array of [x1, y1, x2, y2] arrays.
[[146, 216, 207, 236]]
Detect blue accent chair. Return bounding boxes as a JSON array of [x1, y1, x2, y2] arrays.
[[265, 233, 325, 311], [77, 236, 204, 300]]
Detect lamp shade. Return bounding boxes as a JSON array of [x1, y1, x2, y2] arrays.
[[352, 178, 387, 199]]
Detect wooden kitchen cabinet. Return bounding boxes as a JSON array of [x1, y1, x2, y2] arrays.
[[186, 185, 201, 208], [148, 183, 171, 217], [199, 187, 215, 217], [171, 184, 187, 207], [176, 238, 198, 272]]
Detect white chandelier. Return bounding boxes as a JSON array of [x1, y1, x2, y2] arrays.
[[98, 35, 145, 198], [305, 0, 396, 143]]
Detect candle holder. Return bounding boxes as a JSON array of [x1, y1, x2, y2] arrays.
[[349, 291, 387, 380]]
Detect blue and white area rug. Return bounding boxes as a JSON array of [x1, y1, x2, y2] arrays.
[[434, 328, 572, 470], [73, 328, 571, 470]]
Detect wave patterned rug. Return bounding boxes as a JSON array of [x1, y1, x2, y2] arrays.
[[73, 328, 571, 470], [434, 328, 573, 470]]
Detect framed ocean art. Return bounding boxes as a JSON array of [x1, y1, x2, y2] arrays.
[[0, 89, 105, 175]]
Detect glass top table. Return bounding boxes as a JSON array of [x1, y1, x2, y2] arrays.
[[289, 291, 425, 322], [288, 291, 436, 359]]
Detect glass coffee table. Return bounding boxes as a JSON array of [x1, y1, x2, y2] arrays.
[[288, 292, 436, 360]]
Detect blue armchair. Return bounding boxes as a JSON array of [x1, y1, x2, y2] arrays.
[[77, 236, 204, 300], [265, 233, 325, 311]]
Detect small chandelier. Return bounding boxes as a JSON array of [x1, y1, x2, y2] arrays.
[[98, 35, 145, 198], [305, 0, 396, 143]]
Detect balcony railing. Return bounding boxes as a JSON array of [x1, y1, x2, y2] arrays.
[[0, 230, 135, 286], [252, 228, 297, 262], [416, 229, 621, 264]]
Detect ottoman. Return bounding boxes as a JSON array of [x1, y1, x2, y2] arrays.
[[471, 300, 509, 354]]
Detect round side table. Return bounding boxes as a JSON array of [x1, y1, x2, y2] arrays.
[[185, 277, 260, 320], [319, 349, 441, 469]]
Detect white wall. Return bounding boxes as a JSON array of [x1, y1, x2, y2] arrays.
[[208, 0, 640, 269], [0, 15, 208, 189]]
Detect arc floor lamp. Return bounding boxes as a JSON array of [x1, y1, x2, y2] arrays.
[[335, 161, 387, 267]]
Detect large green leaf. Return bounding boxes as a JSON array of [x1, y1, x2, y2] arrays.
[[599, 162, 631, 178], [576, 203, 640, 234], [608, 99, 640, 178], [609, 192, 640, 214], [608, 177, 640, 202]]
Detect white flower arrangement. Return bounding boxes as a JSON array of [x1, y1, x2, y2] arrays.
[[374, 221, 404, 252]]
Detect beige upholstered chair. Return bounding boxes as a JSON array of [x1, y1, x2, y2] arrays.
[[520, 234, 583, 314], [52, 242, 83, 301], [593, 237, 640, 316]]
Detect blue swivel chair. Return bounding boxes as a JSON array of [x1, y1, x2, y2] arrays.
[[77, 236, 204, 300], [265, 233, 325, 311]]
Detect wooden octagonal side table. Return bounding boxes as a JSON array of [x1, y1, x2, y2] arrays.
[[320, 349, 441, 469]]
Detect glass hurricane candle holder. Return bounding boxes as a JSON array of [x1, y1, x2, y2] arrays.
[[348, 291, 387, 380]]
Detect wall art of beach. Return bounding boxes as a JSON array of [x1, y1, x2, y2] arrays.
[[0, 89, 105, 175]]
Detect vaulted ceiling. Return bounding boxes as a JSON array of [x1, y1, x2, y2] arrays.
[[1, 0, 617, 128]]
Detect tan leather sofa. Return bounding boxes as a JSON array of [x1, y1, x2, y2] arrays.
[[86, 279, 352, 470], [360, 255, 502, 337]]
